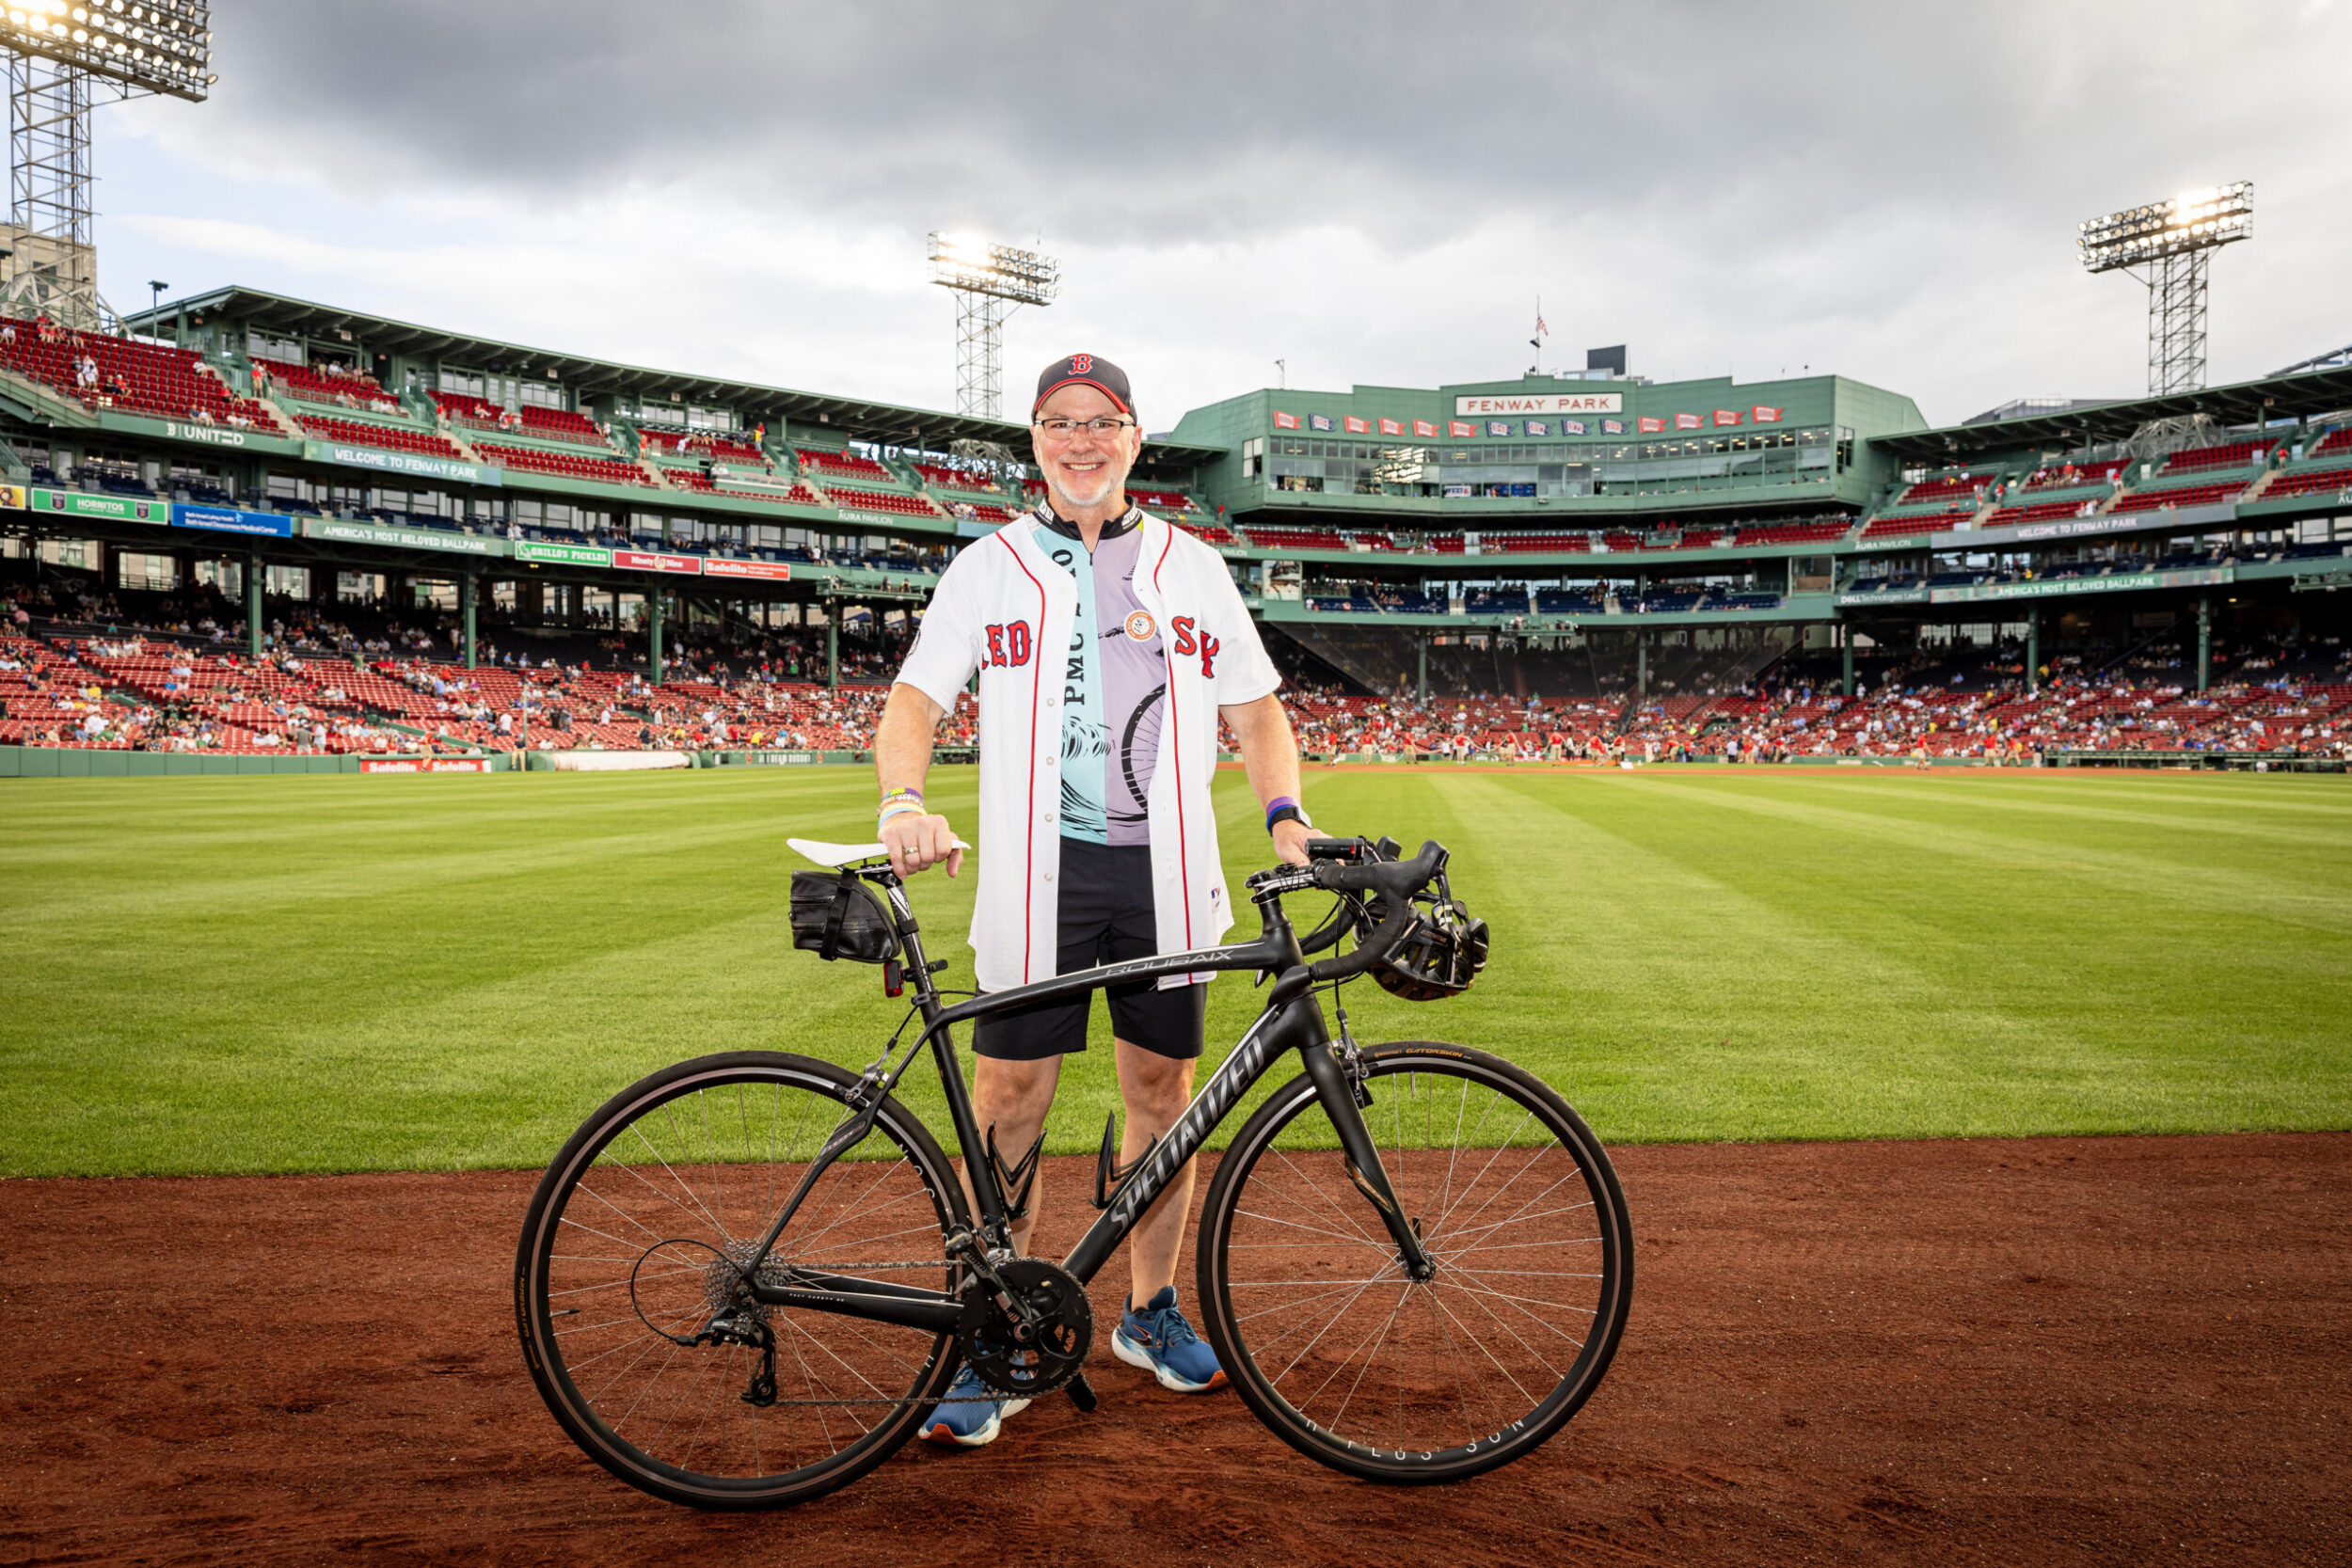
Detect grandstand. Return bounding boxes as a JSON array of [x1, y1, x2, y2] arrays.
[[0, 280, 2342, 768]]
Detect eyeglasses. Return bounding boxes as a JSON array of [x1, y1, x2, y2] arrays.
[[1033, 417, 1136, 438]]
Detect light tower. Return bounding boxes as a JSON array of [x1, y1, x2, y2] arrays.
[[0, 2, 214, 332], [2077, 182, 2253, 397], [927, 231, 1058, 420]]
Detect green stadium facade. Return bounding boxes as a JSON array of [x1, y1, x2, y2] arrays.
[[5, 284, 2350, 699]]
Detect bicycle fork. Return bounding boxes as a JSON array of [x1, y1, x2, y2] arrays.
[[1293, 1011, 1438, 1282]]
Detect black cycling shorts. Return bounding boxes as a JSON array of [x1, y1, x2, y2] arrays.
[[971, 838, 1207, 1062]]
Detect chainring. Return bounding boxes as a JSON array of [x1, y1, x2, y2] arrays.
[[957, 1257, 1093, 1399]]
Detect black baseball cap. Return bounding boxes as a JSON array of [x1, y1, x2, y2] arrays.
[[1032, 354, 1134, 419]]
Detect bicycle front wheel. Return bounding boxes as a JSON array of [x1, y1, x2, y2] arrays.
[[515, 1051, 967, 1509], [1198, 1042, 1632, 1483]]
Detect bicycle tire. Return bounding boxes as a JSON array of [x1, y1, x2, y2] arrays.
[[1197, 1041, 1632, 1483], [516, 1050, 968, 1509]]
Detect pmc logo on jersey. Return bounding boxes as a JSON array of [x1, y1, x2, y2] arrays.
[[1123, 610, 1156, 642], [1071, 354, 1093, 373]]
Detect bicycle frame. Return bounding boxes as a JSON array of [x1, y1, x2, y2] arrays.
[[732, 866, 1434, 1332]]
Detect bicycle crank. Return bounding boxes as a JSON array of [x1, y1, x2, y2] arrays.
[[956, 1257, 1092, 1399]]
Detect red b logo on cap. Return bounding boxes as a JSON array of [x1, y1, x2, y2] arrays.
[[1071, 354, 1093, 373]]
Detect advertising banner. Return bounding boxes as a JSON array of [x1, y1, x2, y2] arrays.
[[1601, 418, 1625, 435], [1453, 392, 1624, 416], [614, 549, 703, 575], [1309, 414, 1334, 432], [304, 440, 501, 486], [360, 757, 493, 773], [1272, 410, 1298, 430], [1930, 566, 2233, 605], [1753, 405, 1785, 423], [1343, 415, 1371, 435], [514, 540, 613, 567], [1675, 413, 1704, 431], [1837, 587, 1931, 607], [31, 486, 167, 524], [1486, 420, 1512, 437], [703, 558, 793, 581], [1412, 419, 1438, 438], [1637, 417, 1665, 434], [1712, 408, 1742, 427], [0, 483, 24, 511], [303, 517, 504, 556], [1526, 420, 1551, 437], [1562, 420, 1585, 435], [1377, 417, 1403, 436], [174, 504, 293, 538], [1449, 420, 1475, 438]]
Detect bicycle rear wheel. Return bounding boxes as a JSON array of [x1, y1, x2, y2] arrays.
[[1197, 1042, 1631, 1482], [516, 1051, 966, 1509]]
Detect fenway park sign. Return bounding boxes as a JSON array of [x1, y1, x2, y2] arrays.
[[1454, 392, 1624, 417]]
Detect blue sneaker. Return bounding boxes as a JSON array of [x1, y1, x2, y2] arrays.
[[1112, 1287, 1227, 1392], [919, 1363, 1030, 1448]]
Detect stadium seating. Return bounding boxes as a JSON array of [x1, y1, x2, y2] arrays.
[[2310, 427, 2352, 458], [516, 404, 605, 445], [1245, 527, 1346, 550], [2257, 465, 2352, 502], [472, 442, 654, 487], [1895, 472, 1991, 505], [1987, 498, 2105, 528], [298, 415, 468, 461], [796, 449, 897, 483], [1131, 488, 1201, 515], [826, 488, 946, 520], [1860, 509, 1971, 540], [254, 359, 400, 412], [1178, 520, 1237, 544], [1733, 519, 1852, 546], [0, 323, 278, 426], [2108, 481, 2245, 515], [2159, 440, 2268, 475], [2023, 460, 2126, 491]]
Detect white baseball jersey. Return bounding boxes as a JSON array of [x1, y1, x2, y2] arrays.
[[895, 509, 1281, 992]]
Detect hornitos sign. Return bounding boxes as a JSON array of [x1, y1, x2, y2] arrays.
[[30, 486, 167, 524], [1454, 392, 1624, 417], [302, 516, 505, 556]]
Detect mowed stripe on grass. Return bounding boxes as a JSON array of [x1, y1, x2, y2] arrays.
[[0, 767, 2346, 1178]]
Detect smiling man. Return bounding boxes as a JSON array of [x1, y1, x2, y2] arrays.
[[872, 354, 1313, 1447]]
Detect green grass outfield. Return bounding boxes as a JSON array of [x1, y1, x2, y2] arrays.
[[2, 766, 2348, 1178]]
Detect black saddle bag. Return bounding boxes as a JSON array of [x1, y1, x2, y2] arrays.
[[788, 870, 900, 963]]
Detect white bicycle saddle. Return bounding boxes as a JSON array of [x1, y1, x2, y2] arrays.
[[789, 836, 969, 868]]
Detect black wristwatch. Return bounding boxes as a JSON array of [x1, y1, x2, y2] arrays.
[[1265, 803, 1311, 834]]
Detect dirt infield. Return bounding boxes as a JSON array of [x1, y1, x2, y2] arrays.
[[4, 1133, 2345, 1566]]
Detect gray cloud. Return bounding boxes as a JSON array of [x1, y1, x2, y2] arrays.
[[112, 0, 2352, 422]]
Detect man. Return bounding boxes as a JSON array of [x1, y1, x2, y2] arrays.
[[874, 354, 1312, 1448]]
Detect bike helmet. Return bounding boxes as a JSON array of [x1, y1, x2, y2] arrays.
[[1359, 883, 1489, 1001]]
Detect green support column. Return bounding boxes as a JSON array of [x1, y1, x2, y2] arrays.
[[245, 553, 263, 659], [1636, 633, 1648, 699], [2196, 593, 2212, 693], [1841, 625, 1856, 697], [461, 574, 478, 671], [826, 600, 840, 690], [1416, 634, 1428, 703], [2025, 606, 2040, 695], [648, 590, 666, 686]]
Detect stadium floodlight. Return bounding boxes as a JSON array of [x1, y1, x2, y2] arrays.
[[1, 1, 212, 330], [2078, 182, 2253, 396], [928, 230, 1059, 420]]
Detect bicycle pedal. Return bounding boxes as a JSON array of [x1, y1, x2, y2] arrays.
[[1064, 1373, 1098, 1414]]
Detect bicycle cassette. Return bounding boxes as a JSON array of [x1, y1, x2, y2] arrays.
[[957, 1257, 1093, 1399]]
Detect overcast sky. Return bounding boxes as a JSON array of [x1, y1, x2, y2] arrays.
[[94, 0, 2351, 431]]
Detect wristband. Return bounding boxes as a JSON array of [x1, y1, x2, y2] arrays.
[[879, 786, 924, 809], [878, 801, 924, 828], [1265, 798, 1311, 834]]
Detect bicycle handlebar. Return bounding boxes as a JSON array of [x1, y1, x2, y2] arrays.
[[1301, 840, 1447, 984]]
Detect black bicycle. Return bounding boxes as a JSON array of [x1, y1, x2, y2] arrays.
[[515, 834, 1632, 1509]]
